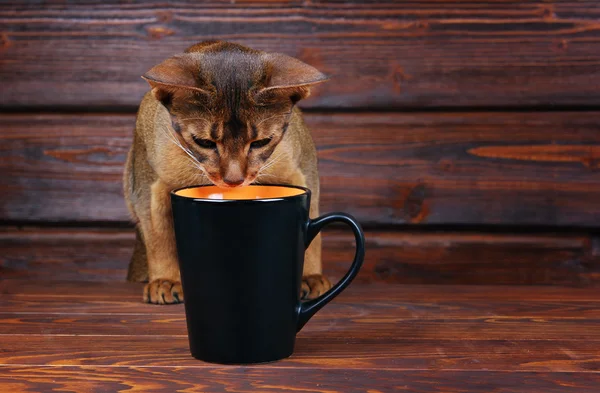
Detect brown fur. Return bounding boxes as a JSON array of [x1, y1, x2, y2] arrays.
[[123, 41, 331, 304]]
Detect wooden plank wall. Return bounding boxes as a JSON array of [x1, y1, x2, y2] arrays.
[[1, 1, 600, 284]]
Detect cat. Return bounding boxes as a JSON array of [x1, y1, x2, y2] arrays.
[[123, 41, 331, 304]]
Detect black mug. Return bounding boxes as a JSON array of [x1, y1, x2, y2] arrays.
[[171, 184, 365, 364]]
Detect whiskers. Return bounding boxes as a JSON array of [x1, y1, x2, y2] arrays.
[[160, 126, 209, 181], [255, 151, 287, 182], [184, 157, 210, 182]]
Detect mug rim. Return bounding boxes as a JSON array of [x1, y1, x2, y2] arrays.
[[171, 184, 311, 204]]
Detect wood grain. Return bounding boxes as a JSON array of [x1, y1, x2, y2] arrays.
[[3, 227, 600, 285], [325, 230, 600, 286], [6, 280, 600, 302], [5, 312, 600, 340], [2, 112, 600, 226], [1, 367, 596, 393], [3, 280, 600, 391], [2, 281, 600, 367], [7, 296, 600, 318], [0, 228, 131, 282], [3, 281, 600, 341], [2, 1, 600, 109], [0, 115, 131, 223], [312, 112, 600, 226], [3, 336, 600, 372]]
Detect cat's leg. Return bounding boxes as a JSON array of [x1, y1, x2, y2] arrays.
[[302, 188, 332, 300], [123, 146, 149, 282], [139, 180, 183, 304], [289, 171, 332, 300], [127, 226, 149, 282]]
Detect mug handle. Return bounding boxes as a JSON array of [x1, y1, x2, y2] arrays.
[[297, 212, 365, 331]]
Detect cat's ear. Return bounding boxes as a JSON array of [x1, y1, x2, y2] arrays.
[[255, 53, 328, 104], [142, 54, 212, 108]]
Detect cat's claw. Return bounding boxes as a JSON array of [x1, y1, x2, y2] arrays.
[[144, 279, 184, 304], [301, 274, 331, 300]]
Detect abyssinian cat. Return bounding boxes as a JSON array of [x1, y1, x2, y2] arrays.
[[123, 41, 331, 304]]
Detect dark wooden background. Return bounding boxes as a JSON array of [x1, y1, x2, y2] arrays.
[[2, 0, 600, 285]]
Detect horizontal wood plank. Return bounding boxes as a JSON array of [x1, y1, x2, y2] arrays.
[[7, 296, 600, 319], [2, 281, 600, 373], [4, 336, 600, 372], [3, 1, 600, 109], [4, 279, 600, 303], [325, 230, 600, 286], [2, 227, 600, 285], [2, 112, 600, 226], [3, 312, 600, 340], [1, 367, 596, 393], [2, 281, 600, 341], [0, 228, 132, 282], [3, 280, 600, 390]]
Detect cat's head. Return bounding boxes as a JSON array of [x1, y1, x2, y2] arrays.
[[142, 41, 327, 188]]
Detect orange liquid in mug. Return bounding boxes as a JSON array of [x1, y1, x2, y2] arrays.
[[175, 185, 305, 200]]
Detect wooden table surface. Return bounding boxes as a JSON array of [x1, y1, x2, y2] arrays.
[[1, 280, 600, 392]]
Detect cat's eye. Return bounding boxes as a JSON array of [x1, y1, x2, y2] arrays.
[[250, 138, 272, 149], [192, 136, 217, 149]]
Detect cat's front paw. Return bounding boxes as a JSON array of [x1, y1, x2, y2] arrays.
[[301, 274, 332, 300], [144, 279, 184, 304]]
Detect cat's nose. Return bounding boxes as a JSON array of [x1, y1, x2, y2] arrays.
[[223, 177, 244, 187], [222, 161, 245, 186]]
